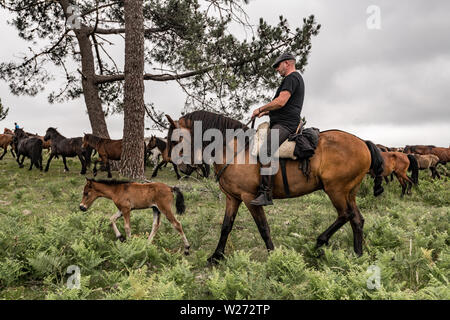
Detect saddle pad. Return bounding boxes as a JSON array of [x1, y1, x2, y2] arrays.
[[250, 122, 297, 160]]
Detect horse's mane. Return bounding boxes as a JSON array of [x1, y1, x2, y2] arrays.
[[155, 137, 167, 151], [183, 110, 248, 137], [89, 178, 131, 185], [46, 127, 66, 138], [84, 134, 104, 148]]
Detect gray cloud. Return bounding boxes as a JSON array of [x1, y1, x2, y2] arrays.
[[1, 0, 449, 147]]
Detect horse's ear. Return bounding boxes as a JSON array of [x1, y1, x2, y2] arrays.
[[165, 114, 176, 128]]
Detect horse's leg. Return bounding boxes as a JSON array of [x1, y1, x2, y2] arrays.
[[44, 153, 55, 172], [0, 147, 6, 160], [208, 195, 242, 264], [62, 156, 69, 172], [171, 161, 182, 179], [78, 154, 86, 175], [15, 153, 22, 167], [122, 209, 132, 239], [398, 172, 413, 195], [147, 207, 162, 243], [383, 176, 389, 184], [317, 189, 352, 249], [39, 153, 43, 170], [106, 160, 112, 178], [93, 159, 99, 176], [110, 211, 124, 241], [157, 202, 190, 255], [348, 189, 365, 256], [19, 155, 25, 168], [151, 161, 165, 178], [242, 193, 275, 252], [394, 173, 407, 197], [10, 146, 16, 158]]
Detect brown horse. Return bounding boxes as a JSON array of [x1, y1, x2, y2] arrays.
[[4, 128, 14, 135], [430, 147, 450, 165], [379, 152, 419, 196], [79, 178, 190, 254], [82, 134, 122, 178], [0, 133, 16, 160], [166, 111, 384, 262], [413, 154, 441, 179], [404, 145, 435, 155]]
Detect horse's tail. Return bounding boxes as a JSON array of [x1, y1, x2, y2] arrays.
[[407, 154, 419, 185], [32, 139, 43, 166], [83, 145, 93, 168], [171, 186, 185, 215], [365, 140, 384, 197]]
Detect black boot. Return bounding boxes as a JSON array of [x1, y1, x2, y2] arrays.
[[250, 174, 273, 206]]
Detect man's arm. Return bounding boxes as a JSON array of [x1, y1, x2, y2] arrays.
[[252, 90, 291, 118]]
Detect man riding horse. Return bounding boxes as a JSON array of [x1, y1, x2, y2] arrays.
[[250, 52, 305, 206]]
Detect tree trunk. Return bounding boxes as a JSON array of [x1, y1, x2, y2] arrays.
[[59, 0, 110, 139], [120, 0, 145, 179]]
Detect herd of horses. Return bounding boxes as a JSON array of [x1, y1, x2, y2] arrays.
[[0, 127, 207, 179], [1, 112, 449, 261]]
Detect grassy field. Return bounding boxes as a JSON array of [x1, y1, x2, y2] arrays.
[[0, 152, 449, 300]]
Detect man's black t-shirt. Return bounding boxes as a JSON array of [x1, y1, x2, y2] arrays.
[[269, 71, 304, 132]]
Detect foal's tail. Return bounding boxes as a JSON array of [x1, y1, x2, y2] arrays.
[[171, 186, 186, 215], [365, 140, 384, 197], [407, 154, 419, 185]]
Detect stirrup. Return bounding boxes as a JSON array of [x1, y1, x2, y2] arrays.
[[250, 191, 273, 206]]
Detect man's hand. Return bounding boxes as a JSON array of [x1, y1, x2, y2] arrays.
[[252, 107, 270, 119]]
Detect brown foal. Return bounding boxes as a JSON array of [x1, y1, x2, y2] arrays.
[[79, 178, 190, 255]]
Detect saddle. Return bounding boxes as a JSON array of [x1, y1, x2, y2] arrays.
[[251, 122, 320, 196], [251, 122, 320, 162]]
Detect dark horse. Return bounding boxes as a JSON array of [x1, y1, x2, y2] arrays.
[[147, 135, 182, 179], [166, 111, 384, 263], [147, 135, 210, 179], [82, 134, 122, 178], [13, 128, 43, 170], [44, 127, 92, 174]]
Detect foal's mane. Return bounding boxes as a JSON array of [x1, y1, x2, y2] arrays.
[[89, 178, 131, 185]]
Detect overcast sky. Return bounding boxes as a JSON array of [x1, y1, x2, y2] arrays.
[[0, 0, 449, 147]]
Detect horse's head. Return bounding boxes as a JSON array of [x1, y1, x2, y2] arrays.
[[147, 135, 157, 150], [44, 127, 57, 141], [79, 178, 99, 211], [165, 114, 196, 168]]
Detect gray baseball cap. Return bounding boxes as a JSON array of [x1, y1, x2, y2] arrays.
[[272, 52, 296, 68]]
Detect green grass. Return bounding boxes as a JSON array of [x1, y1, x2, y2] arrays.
[[0, 152, 449, 299]]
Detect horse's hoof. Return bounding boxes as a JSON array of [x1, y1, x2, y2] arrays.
[[117, 235, 126, 242], [315, 248, 325, 258], [207, 253, 224, 265]]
